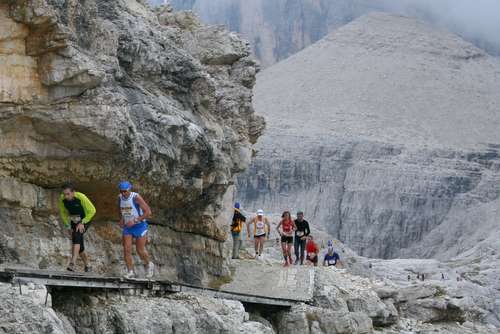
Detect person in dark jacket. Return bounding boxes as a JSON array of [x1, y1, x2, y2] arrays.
[[294, 211, 310, 265], [230, 202, 246, 259]]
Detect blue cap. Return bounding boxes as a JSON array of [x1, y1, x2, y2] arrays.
[[234, 202, 240, 209], [327, 240, 333, 247], [119, 181, 132, 191]]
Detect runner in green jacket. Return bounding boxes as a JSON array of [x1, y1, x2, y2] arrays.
[[59, 183, 96, 272]]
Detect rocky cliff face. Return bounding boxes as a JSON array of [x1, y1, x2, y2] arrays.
[[0, 0, 264, 284], [166, 0, 500, 67], [236, 13, 500, 260]]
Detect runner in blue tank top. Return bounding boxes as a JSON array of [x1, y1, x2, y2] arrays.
[[118, 181, 155, 279]]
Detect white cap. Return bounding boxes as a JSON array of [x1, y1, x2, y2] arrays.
[[257, 209, 264, 216]]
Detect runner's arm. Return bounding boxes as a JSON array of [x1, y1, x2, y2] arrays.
[[336, 254, 342, 268], [276, 221, 282, 235], [265, 218, 271, 238], [76, 192, 96, 224], [305, 221, 311, 236], [133, 194, 151, 223], [246, 220, 251, 237], [58, 195, 70, 228], [117, 196, 124, 226]]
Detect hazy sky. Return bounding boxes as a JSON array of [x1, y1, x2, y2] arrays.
[[381, 0, 500, 53]]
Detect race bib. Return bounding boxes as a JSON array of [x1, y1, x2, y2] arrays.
[[328, 260, 336, 265], [121, 206, 133, 216], [296, 231, 304, 237], [121, 206, 132, 215], [256, 222, 265, 234], [69, 215, 81, 223], [121, 206, 135, 223]]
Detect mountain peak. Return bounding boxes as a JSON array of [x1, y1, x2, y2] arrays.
[[255, 13, 500, 150], [327, 12, 485, 60]]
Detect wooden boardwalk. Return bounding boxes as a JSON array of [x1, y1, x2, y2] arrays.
[[0, 267, 311, 308]]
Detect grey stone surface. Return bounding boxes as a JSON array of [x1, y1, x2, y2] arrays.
[[0, 283, 75, 334], [0, 257, 498, 333], [236, 13, 500, 262], [354, 257, 500, 327], [221, 260, 314, 302], [0, 281, 275, 334], [276, 303, 373, 334], [53, 292, 274, 334], [375, 318, 499, 334]]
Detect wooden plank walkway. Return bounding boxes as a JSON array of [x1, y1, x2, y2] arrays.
[[0, 268, 306, 308], [0, 267, 178, 291]]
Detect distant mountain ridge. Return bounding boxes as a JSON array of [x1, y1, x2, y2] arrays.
[[163, 0, 500, 67]]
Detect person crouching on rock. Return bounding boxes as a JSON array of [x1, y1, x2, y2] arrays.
[[230, 202, 246, 259], [323, 241, 342, 268], [118, 181, 155, 279], [59, 183, 96, 272], [277, 211, 296, 267], [305, 236, 320, 267]]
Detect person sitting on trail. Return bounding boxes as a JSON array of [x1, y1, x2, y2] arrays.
[[118, 181, 155, 279], [230, 202, 246, 259], [323, 242, 341, 268], [276, 211, 296, 267], [247, 209, 270, 259], [294, 211, 310, 265], [59, 183, 96, 272], [306, 236, 320, 266]]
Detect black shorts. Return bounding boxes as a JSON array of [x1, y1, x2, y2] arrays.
[[281, 235, 293, 244], [254, 234, 266, 239], [71, 221, 90, 232], [70, 222, 90, 253], [307, 254, 318, 264]]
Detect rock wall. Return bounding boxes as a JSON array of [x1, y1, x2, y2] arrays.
[[0, 0, 264, 284], [0, 3, 47, 102]]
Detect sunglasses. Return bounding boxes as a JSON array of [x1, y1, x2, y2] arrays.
[[119, 190, 130, 194]]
